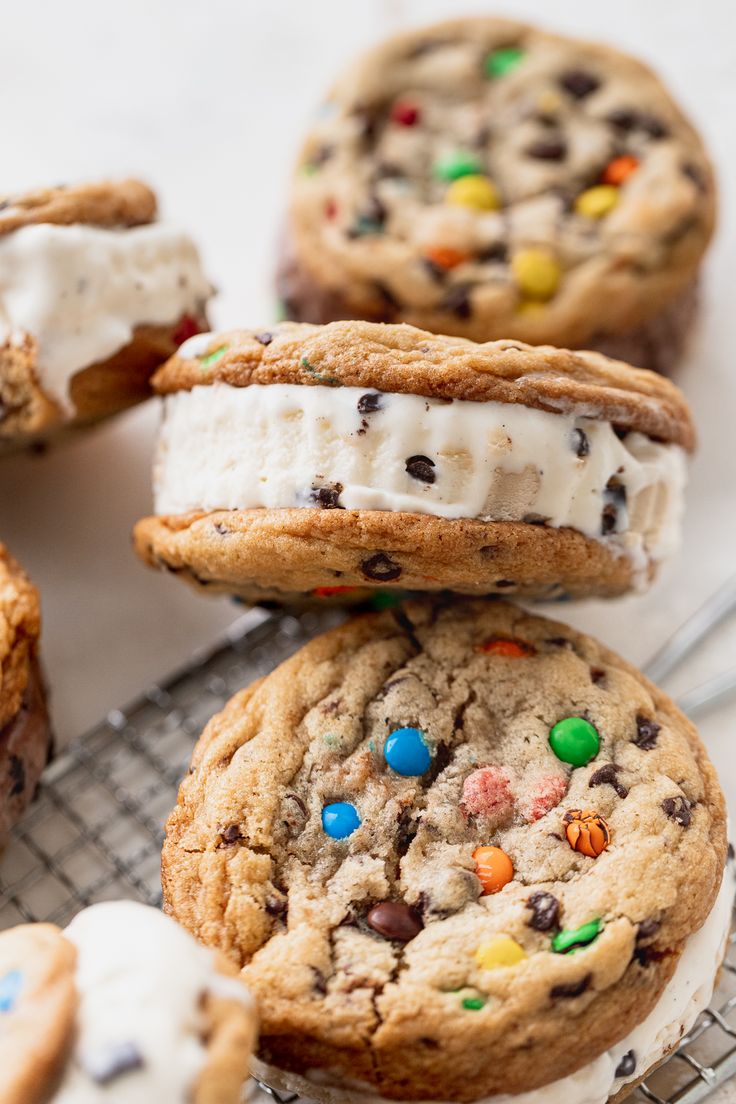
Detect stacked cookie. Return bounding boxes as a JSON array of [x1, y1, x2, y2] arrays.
[[0, 901, 256, 1103], [162, 601, 729, 1104]]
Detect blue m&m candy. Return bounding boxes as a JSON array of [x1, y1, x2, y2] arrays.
[[0, 969, 23, 1013], [322, 802, 361, 839], [384, 727, 432, 776]]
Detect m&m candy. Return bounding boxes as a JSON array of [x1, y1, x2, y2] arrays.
[[552, 918, 602, 954], [475, 936, 527, 969], [484, 46, 524, 79], [384, 727, 432, 776], [473, 846, 514, 894], [477, 637, 535, 657], [322, 802, 361, 839], [0, 969, 22, 1013], [564, 809, 611, 857], [424, 245, 469, 270], [549, 717, 600, 767], [199, 344, 229, 369], [434, 153, 484, 182], [511, 249, 561, 301], [575, 185, 619, 219], [445, 175, 501, 211], [391, 100, 420, 127], [601, 155, 639, 186]]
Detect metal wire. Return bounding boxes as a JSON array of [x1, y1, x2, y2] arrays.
[[0, 603, 734, 1103]]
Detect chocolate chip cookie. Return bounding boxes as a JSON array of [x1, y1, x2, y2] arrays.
[[0, 901, 257, 1103], [134, 320, 694, 604], [0, 543, 52, 837], [162, 598, 727, 1103], [0, 178, 212, 452], [278, 17, 715, 372]]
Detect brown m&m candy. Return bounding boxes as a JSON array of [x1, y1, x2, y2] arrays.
[[367, 902, 423, 941]]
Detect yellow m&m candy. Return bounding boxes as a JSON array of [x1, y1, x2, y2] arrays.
[[575, 185, 619, 219], [445, 174, 501, 212], [511, 249, 561, 301], [475, 936, 527, 970]]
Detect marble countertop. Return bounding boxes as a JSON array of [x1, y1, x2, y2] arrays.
[[0, 1, 734, 820]]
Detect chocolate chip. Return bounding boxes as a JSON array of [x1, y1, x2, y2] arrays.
[[354, 105, 378, 142], [615, 1050, 637, 1078], [214, 522, 230, 536], [361, 552, 402, 582], [571, 427, 590, 458], [729, 843, 735, 862], [495, 580, 516, 588], [367, 901, 423, 941], [522, 513, 549, 526], [590, 667, 606, 684], [220, 824, 241, 845], [347, 196, 386, 237], [527, 891, 560, 931], [637, 919, 660, 942], [254, 331, 273, 345], [662, 796, 691, 827], [608, 109, 667, 139], [421, 256, 448, 282], [357, 392, 383, 415], [560, 70, 600, 98], [633, 715, 660, 750], [550, 973, 591, 999], [589, 763, 629, 799], [311, 966, 328, 994], [440, 284, 473, 319], [8, 755, 25, 797], [601, 476, 627, 535], [683, 162, 707, 192], [82, 1041, 144, 1084], [479, 241, 508, 263], [405, 455, 436, 484], [265, 896, 287, 919], [419, 1037, 439, 1049], [526, 138, 567, 161], [310, 484, 344, 509]]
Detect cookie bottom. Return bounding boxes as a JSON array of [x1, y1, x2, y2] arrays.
[[0, 321, 197, 455], [276, 240, 698, 376], [250, 862, 733, 1104], [0, 657, 53, 837], [134, 508, 652, 604]]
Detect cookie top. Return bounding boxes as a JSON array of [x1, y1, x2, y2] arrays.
[[0, 179, 157, 236], [155, 321, 695, 449], [162, 599, 726, 1101], [0, 923, 78, 1104], [286, 17, 715, 346], [0, 544, 42, 731]]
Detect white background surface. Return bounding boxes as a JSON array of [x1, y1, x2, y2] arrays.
[[0, 0, 734, 813]]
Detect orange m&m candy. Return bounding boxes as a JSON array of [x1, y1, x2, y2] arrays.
[[563, 809, 611, 858], [473, 846, 514, 894], [424, 245, 469, 270], [477, 637, 535, 657], [601, 155, 639, 186]]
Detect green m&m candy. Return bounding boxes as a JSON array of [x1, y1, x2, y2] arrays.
[[484, 46, 525, 79], [549, 717, 600, 767], [552, 918, 602, 954], [434, 152, 484, 182]]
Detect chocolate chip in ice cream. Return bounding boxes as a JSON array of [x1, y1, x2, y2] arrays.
[[406, 455, 436, 484]]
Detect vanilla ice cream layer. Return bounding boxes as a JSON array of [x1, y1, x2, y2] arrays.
[[154, 381, 687, 566], [56, 901, 253, 1101], [252, 864, 735, 1104], [0, 222, 211, 412]]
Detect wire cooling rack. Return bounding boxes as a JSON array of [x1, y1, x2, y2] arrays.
[[1, 598, 735, 1104]]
